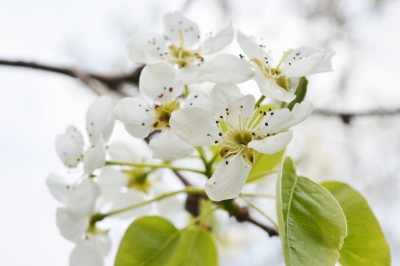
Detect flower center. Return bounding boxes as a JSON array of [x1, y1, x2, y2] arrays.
[[125, 168, 152, 193], [218, 127, 255, 165], [165, 45, 203, 68], [153, 100, 180, 129]]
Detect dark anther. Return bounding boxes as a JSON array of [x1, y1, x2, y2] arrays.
[[226, 161, 229, 165], [267, 133, 270, 137], [263, 111, 266, 116], [142, 123, 145, 126], [220, 116, 223, 119], [265, 122, 268, 126], [216, 121, 219, 124], [240, 106, 243, 108], [252, 132, 255, 136], [215, 140, 219, 144], [169, 87, 173, 92], [225, 108, 228, 111], [271, 112, 274, 115], [269, 108, 272, 111], [239, 54, 244, 59], [207, 134, 211, 136], [219, 132, 223, 136], [194, 95, 198, 98]]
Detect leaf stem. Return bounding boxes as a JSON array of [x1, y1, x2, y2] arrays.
[[240, 196, 279, 229], [106, 160, 205, 175], [247, 170, 278, 183], [241, 193, 275, 199], [92, 187, 206, 222]]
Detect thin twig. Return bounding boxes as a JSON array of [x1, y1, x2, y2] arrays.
[[0, 59, 143, 94]]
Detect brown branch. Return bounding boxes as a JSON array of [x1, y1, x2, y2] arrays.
[[0, 59, 143, 94], [313, 108, 400, 124]]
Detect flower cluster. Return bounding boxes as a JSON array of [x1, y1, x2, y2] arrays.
[[48, 11, 334, 265]]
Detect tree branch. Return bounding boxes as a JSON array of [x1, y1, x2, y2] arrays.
[[313, 108, 400, 124], [1, 59, 399, 124], [0, 59, 143, 94]]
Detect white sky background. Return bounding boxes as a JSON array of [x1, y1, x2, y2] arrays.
[[0, 0, 400, 265]]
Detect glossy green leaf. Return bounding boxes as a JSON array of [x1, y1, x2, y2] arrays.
[[166, 227, 218, 266], [322, 181, 391, 266], [287, 77, 308, 111], [115, 216, 218, 266], [276, 157, 347, 266]]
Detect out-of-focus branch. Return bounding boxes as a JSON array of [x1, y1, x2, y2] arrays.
[[313, 108, 400, 124], [2, 59, 400, 125], [0, 59, 143, 94]]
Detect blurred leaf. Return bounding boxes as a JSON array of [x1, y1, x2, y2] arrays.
[[322, 181, 391, 266], [276, 157, 347, 266], [166, 227, 218, 266], [287, 77, 308, 111], [248, 149, 285, 181], [115, 216, 179, 266], [115, 216, 217, 266]]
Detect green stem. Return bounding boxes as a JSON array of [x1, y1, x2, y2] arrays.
[[247, 170, 278, 183], [254, 95, 266, 109], [241, 193, 275, 199], [196, 147, 212, 178], [106, 160, 205, 175], [184, 84, 189, 97], [92, 187, 205, 222], [240, 196, 278, 229]]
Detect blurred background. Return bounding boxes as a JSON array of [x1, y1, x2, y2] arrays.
[[1, 0, 399, 265]]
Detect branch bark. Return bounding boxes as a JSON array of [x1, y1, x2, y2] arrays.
[[1, 59, 398, 123], [0, 59, 143, 94]]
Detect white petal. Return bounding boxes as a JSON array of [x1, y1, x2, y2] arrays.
[[200, 23, 234, 54], [284, 46, 336, 78], [56, 208, 88, 243], [86, 96, 115, 145], [84, 136, 106, 175], [70, 235, 109, 266], [248, 131, 293, 154], [163, 12, 199, 47], [183, 90, 213, 110], [210, 83, 255, 127], [153, 181, 184, 217], [198, 54, 254, 84], [47, 174, 70, 204], [237, 30, 271, 61], [139, 62, 183, 103], [56, 125, 84, 168], [149, 130, 194, 160], [126, 33, 166, 64], [113, 98, 154, 138], [109, 190, 151, 219], [259, 100, 313, 135], [255, 70, 295, 103], [108, 141, 140, 162], [97, 167, 128, 191], [170, 107, 220, 146], [179, 64, 202, 84], [205, 155, 252, 201], [67, 178, 100, 221]]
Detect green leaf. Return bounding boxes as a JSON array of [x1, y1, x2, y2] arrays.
[[287, 77, 308, 111], [115, 216, 218, 266], [322, 181, 391, 266], [166, 227, 218, 266], [276, 157, 347, 266]]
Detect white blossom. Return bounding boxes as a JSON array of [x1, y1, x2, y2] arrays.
[[170, 83, 313, 201], [236, 31, 335, 102], [97, 140, 184, 218], [113, 61, 212, 160], [55, 96, 115, 174], [46, 175, 109, 266], [126, 12, 234, 84]]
